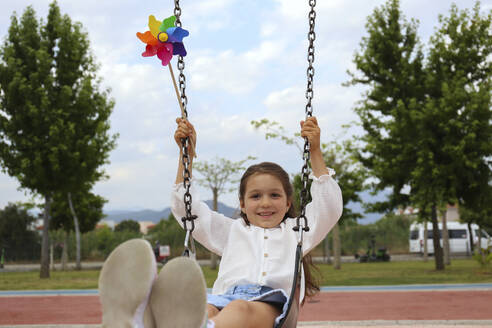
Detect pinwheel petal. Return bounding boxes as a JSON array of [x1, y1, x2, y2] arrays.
[[160, 15, 176, 32], [137, 31, 159, 46], [148, 15, 162, 38], [142, 44, 160, 57], [172, 42, 187, 56], [166, 27, 189, 43], [157, 43, 174, 66]]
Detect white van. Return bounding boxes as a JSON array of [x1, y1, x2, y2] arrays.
[[409, 221, 491, 255]]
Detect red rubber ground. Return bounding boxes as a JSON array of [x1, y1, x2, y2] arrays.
[[0, 290, 491, 325]]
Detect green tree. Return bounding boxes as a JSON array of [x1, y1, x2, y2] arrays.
[[345, 0, 453, 268], [0, 203, 40, 261], [428, 2, 492, 235], [410, 1, 491, 269], [115, 220, 141, 234], [346, 0, 426, 212], [0, 3, 116, 277], [193, 155, 255, 269]]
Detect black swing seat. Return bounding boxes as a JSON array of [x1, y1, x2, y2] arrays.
[[278, 285, 300, 328], [275, 243, 303, 328]]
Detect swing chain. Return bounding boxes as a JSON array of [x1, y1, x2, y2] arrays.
[[295, 0, 316, 235], [175, 0, 196, 255], [174, 0, 188, 118], [305, 0, 316, 117]]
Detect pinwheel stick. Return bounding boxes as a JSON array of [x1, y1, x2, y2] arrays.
[[168, 63, 185, 118], [168, 62, 196, 157]]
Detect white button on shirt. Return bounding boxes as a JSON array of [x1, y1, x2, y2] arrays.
[[171, 173, 342, 303]]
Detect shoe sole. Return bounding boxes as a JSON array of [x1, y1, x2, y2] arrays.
[[98, 239, 157, 328], [150, 257, 207, 328]]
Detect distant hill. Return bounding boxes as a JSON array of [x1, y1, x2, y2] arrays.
[[104, 201, 239, 223], [103, 190, 388, 225]]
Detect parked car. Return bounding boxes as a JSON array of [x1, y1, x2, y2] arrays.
[[154, 243, 171, 263], [409, 221, 491, 255]]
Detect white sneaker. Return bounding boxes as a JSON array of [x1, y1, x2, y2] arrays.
[[150, 257, 207, 328], [99, 239, 158, 328]]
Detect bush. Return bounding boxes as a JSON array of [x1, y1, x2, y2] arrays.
[[337, 213, 412, 255], [473, 246, 492, 268]]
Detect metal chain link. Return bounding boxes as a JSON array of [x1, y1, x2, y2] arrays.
[[295, 0, 316, 235], [174, 0, 196, 256]]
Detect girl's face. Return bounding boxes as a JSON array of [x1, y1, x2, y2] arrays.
[[240, 173, 291, 229]]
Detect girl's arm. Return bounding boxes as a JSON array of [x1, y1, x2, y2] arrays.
[[172, 118, 231, 255], [300, 116, 343, 254], [174, 118, 196, 184], [171, 184, 232, 256], [300, 117, 329, 178]]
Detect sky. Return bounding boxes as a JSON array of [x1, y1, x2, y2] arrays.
[[0, 0, 489, 217]]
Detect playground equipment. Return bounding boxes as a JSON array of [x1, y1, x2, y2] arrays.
[[355, 236, 391, 263]]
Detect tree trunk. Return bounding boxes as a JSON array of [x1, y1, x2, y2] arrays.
[[324, 236, 332, 264], [467, 222, 474, 255], [40, 194, 52, 278], [332, 222, 341, 270], [50, 242, 54, 271], [478, 227, 484, 255], [441, 208, 451, 266], [68, 192, 82, 270], [210, 188, 219, 270], [423, 221, 428, 262], [61, 231, 68, 271], [431, 204, 445, 270], [478, 227, 486, 265]]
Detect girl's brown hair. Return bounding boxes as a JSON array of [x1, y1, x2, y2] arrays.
[[238, 162, 320, 302]]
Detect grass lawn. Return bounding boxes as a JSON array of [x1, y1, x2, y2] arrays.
[[1, 259, 491, 291]]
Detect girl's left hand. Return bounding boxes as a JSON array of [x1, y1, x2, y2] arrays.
[[300, 116, 321, 153]]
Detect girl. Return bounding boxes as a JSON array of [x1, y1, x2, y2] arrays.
[[171, 116, 342, 328], [98, 117, 342, 328]]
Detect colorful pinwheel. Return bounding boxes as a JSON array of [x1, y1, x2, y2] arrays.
[[136, 13, 195, 160], [137, 15, 189, 66]]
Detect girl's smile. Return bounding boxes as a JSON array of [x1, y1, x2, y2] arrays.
[[240, 173, 291, 229]]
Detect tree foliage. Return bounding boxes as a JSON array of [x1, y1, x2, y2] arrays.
[[115, 220, 141, 233], [0, 2, 117, 277], [347, 0, 492, 270], [0, 203, 40, 261], [50, 189, 106, 233], [429, 3, 492, 230], [346, 0, 426, 212]]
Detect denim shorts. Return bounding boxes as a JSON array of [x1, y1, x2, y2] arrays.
[[207, 284, 289, 325]]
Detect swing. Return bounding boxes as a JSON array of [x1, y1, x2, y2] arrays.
[[177, 1, 317, 327], [139, 1, 318, 327]]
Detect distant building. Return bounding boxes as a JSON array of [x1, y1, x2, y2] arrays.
[[397, 203, 460, 222], [138, 221, 156, 234], [98, 220, 116, 230], [445, 204, 459, 222], [397, 207, 419, 216]]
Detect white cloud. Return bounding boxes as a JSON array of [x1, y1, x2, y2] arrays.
[[131, 141, 158, 155], [0, 0, 484, 211], [188, 38, 286, 95]]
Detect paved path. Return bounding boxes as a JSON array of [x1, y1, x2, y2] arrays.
[[1, 284, 491, 327], [2, 254, 462, 272]]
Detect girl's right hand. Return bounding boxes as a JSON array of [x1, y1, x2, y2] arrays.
[[174, 118, 196, 158]]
